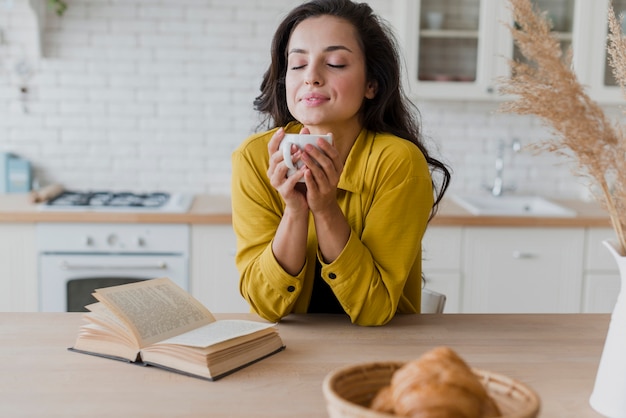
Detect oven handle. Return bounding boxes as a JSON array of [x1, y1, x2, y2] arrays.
[[59, 261, 168, 270]]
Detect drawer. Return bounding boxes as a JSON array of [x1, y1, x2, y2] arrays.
[[422, 227, 462, 270]]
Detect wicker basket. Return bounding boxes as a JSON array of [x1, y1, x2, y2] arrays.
[[322, 361, 540, 418]]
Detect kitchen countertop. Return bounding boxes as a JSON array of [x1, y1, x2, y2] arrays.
[[430, 197, 612, 227], [0, 312, 608, 417], [0, 193, 613, 227], [0, 194, 232, 224]]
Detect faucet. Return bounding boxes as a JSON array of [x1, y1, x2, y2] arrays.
[[486, 138, 521, 197]]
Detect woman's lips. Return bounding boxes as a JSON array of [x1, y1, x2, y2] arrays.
[[301, 93, 329, 106]]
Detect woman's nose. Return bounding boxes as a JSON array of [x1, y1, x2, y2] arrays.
[[304, 64, 323, 86]]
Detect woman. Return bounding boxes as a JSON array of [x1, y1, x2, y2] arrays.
[[231, 0, 450, 326]]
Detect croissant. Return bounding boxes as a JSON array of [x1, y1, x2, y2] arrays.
[[371, 346, 501, 418]]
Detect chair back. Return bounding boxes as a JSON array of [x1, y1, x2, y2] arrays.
[[421, 288, 446, 314]]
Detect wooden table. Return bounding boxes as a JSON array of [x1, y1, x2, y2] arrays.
[[0, 313, 608, 417]]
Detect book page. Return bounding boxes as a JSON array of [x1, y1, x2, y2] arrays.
[[94, 277, 216, 347], [155, 320, 276, 348], [84, 302, 138, 347]]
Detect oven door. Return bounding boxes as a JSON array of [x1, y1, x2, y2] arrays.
[[39, 254, 188, 312]]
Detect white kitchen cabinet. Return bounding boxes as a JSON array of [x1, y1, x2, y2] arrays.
[[462, 227, 585, 313], [393, 0, 590, 101], [190, 224, 249, 313], [395, 0, 510, 100], [422, 226, 463, 312], [0, 223, 37, 311], [582, 227, 621, 313], [583, 0, 626, 103], [1, 218, 618, 315]]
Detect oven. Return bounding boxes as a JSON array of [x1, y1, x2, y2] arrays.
[[36, 191, 193, 312], [33, 193, 191, 315], [37, 223, 190, 312]]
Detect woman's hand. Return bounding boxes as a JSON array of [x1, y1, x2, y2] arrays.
[[267, 127, 309, 213], [301, 134, 343, 214], [300, 135, 349, 263]]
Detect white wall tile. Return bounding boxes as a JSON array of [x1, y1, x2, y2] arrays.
[[0, 0, 607, 199]]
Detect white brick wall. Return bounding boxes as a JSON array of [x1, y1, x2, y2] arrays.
[[0, 0, 607, 198]]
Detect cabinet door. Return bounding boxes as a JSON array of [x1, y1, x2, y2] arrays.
[[397, 0, 509, 100], [583, 273, 620, 313], [584, 0, 626, 103], [395, 0, 586, 101], [585, 228, 618, 270], [583, 228, 620, 313], [463, 227, 584, 313], [422, 272, 462, 313], [190, 225, 249, 313], [513, 1, 583, 75], [422, 226, 463, 312], [0, 223, 37, 311]]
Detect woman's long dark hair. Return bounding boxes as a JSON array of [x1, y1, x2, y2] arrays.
[[254, 0, 451, 218]]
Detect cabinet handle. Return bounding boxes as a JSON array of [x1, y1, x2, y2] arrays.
[[59, 261, 168, 270], [512, 251, 536, 259]]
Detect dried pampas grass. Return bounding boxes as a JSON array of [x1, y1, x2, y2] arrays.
[[499, 0, 626, 254]]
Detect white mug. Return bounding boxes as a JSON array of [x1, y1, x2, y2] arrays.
[[280, 133, 332, 182]]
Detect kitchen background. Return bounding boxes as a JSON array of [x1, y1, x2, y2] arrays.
[[0, 0, 623, 198]]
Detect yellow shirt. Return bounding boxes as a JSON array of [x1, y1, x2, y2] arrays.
[[231, 123, 433, 326]]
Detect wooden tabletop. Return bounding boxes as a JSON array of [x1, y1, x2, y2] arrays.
[[0, 313, 608, 417]]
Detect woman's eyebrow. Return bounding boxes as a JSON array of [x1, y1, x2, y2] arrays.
[[325, 45, 353, 53], [287, 45, 353, 55]]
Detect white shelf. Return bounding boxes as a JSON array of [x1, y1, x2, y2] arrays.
[[419, 29, 480, 39], [554, 31, 573, 42], [26, 0, 45, 58]]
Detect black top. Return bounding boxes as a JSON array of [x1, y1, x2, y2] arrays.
[[307, 260, 344, 314]]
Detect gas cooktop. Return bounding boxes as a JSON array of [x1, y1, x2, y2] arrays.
[[39, 191, 194, 213]]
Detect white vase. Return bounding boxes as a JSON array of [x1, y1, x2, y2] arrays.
[[590, 240, 626, 417]]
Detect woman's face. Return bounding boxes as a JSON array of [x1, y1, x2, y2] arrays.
[[285, 15, 376, 134]]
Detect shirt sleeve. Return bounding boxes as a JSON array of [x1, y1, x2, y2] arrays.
[[231, 141, 308, 322]]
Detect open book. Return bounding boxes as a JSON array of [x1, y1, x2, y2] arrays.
[[70, 277, 285, 381]]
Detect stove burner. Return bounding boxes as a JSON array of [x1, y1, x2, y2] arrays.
[[46, 191, 171, 209]]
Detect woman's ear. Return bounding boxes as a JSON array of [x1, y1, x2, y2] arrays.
[[365, 80, 378, 99]]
